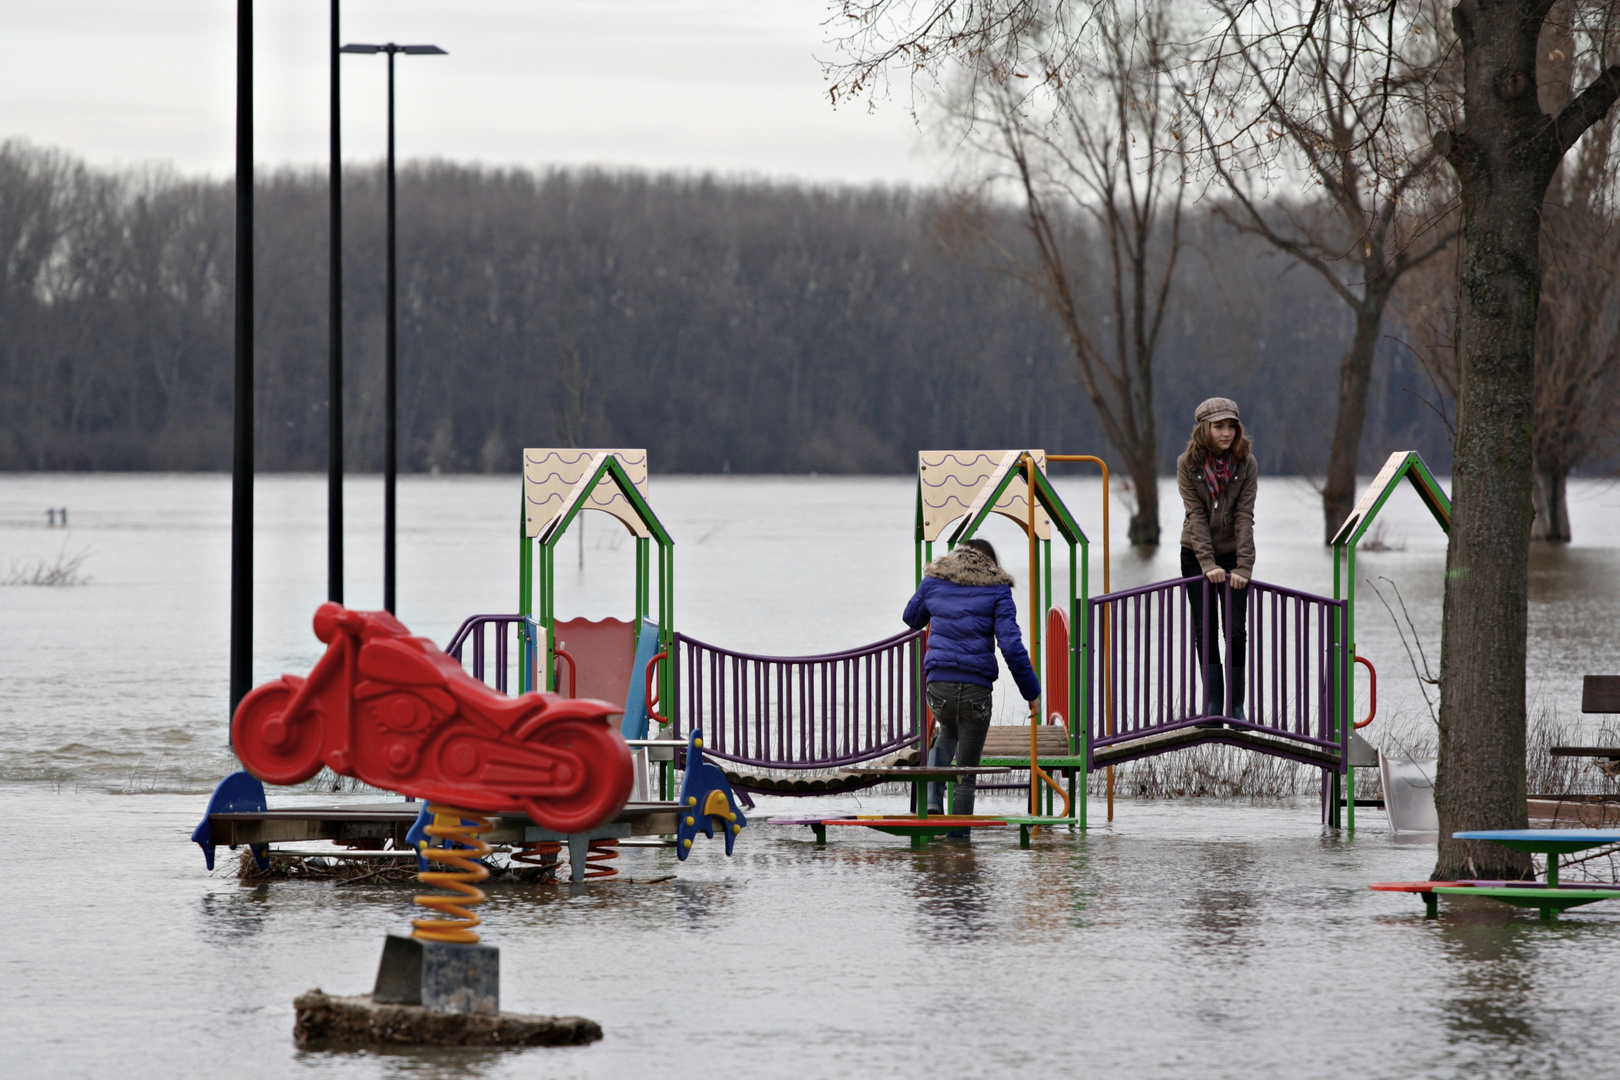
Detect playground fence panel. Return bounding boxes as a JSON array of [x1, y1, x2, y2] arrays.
[[668, 629, 927, 770], [1087, 577, 1347, 767], [446, 614, 534, 695]]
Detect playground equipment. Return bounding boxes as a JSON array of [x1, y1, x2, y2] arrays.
[[616, 445, 1398, 842], [769, 449, 1092, 844], [229, 602, 638, 936], [1330, 451, 1451, 829], [224, 604, 640, 1036], [1372, 829, 1620, 920], [197, 448, 745, 891], [411, 807, 496, 943], [644, 451, 1093, 841], [205, 444, 1446, 886], [916, 450, 1090, 826], [516, 448, 671, 720], [675, 730, 749, 857], [231, 602, 632, 833]]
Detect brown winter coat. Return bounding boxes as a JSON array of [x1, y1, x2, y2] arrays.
[[1177, 451, 1258, 576]]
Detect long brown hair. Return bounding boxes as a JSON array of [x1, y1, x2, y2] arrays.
[[1184, 420, 1251, 471]]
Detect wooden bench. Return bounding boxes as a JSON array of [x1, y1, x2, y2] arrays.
[[1551, 676, 1620, 775], [977, 724, 1082, 768], [973, 724, 1084, 818]]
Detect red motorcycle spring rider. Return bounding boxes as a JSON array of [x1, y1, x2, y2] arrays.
[[232, 602, 632, 834]]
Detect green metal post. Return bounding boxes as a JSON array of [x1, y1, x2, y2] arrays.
[[1346, 544, 1357, 831], [1077, 542, 1088, 831]]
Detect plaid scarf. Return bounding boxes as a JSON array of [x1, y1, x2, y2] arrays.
[[1203, 452, 1237, 503]]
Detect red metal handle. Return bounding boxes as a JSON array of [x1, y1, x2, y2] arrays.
[[1354, 654, 1376, 729], [645, 651, 670, 726], [553, 647, 577, 698]]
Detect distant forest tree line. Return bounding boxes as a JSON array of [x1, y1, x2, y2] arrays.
[[1, 139, 1452, 489]]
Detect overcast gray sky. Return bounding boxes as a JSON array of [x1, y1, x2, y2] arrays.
[[1, 0, 940, 185]]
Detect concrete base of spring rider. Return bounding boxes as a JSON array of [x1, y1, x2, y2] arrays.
[[373, 934, 500, 1016], [293, 989, 602, 1048], [290, 936, 604, 1047]]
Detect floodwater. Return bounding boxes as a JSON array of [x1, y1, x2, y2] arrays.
[[4, 472, 1620, 1079]]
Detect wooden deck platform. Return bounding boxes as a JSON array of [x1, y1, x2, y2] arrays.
[[1091, 723, 1341, 769], [206, 800, 681, 848]]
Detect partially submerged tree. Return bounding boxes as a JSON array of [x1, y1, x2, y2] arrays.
[[1529, 36, 1620, 541], [1192, 0, 1457, 541], [1426, 0, 1620, 879], [938, 1, 1186, 544]]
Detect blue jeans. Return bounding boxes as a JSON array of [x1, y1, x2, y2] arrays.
[[926, 680, 994, 815]]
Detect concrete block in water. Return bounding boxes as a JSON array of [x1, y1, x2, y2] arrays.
[[293, 989, 602, 1047], [372, 934, 499, 1015]]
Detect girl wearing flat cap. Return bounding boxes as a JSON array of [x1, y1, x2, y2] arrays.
[[1177, 397, 1256, 720]]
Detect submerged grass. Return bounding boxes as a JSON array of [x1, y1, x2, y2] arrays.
[[4, 540, 91, 586]]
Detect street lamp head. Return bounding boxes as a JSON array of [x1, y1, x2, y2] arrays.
[[340, 43, 447, 56]]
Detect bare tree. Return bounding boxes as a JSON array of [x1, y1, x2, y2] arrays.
[[940, 0, 1185, 544], [1385, 0, 1620, 878], [1530, 29, 1620, 540], [1391, 118, 1620, 549], [1191, 0, 1457, 541]]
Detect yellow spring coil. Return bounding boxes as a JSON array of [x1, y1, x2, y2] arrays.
[[412, 803, 492, 944]]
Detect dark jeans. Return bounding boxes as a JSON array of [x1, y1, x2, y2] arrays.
[[1180, 546, 1249, 717], [925, 680, 993, 815]]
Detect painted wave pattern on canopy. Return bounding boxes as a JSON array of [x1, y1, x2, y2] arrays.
[[524, 448, 650, 538], [918, 450, 1049, 542]]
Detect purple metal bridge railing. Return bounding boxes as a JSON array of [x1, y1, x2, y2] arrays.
[[445, 614, 535, 695], [1087, 577, 1348, 769], [668, 628, 927, 771]]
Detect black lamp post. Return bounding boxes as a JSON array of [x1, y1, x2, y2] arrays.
[[340, 42, 446, 615], [230, 0, 254, 716], [328, 0, 344, 606]]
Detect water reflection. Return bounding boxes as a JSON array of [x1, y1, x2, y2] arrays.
[[1181, 843, 1263, 956], [670, 880, 737, 930], [910, 845, 992, 942], [1436, 912, 1554, 1073], [295, 1044, 528, 1078], [197, 884, 271, 942]]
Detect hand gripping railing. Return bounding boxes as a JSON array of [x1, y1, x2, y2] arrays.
[[667, 628, 927, 770], [1087, 577, 1348, 767]]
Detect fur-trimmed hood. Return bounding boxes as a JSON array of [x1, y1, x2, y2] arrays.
[[923, 546, 1014, 587]]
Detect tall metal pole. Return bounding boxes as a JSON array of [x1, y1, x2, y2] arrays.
[[230, 0, 255, 719], [384, 48, 397, 614], [327, 0, 344, 604]]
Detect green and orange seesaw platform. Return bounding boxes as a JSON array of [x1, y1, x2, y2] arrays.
[[769, 752, 1078, 850], [1372, 829, 1620, 921]]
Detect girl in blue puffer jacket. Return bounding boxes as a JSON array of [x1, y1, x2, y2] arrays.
[[902, 538, 1041, 819]]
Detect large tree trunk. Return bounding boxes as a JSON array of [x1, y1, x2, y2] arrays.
[[1431, 1, 1555, 881], [1320, 285, 1390, 542], [1530, 464, 1572, 542]]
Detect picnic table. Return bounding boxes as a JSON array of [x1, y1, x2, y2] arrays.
[[1372, 829, 1620, 920]]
